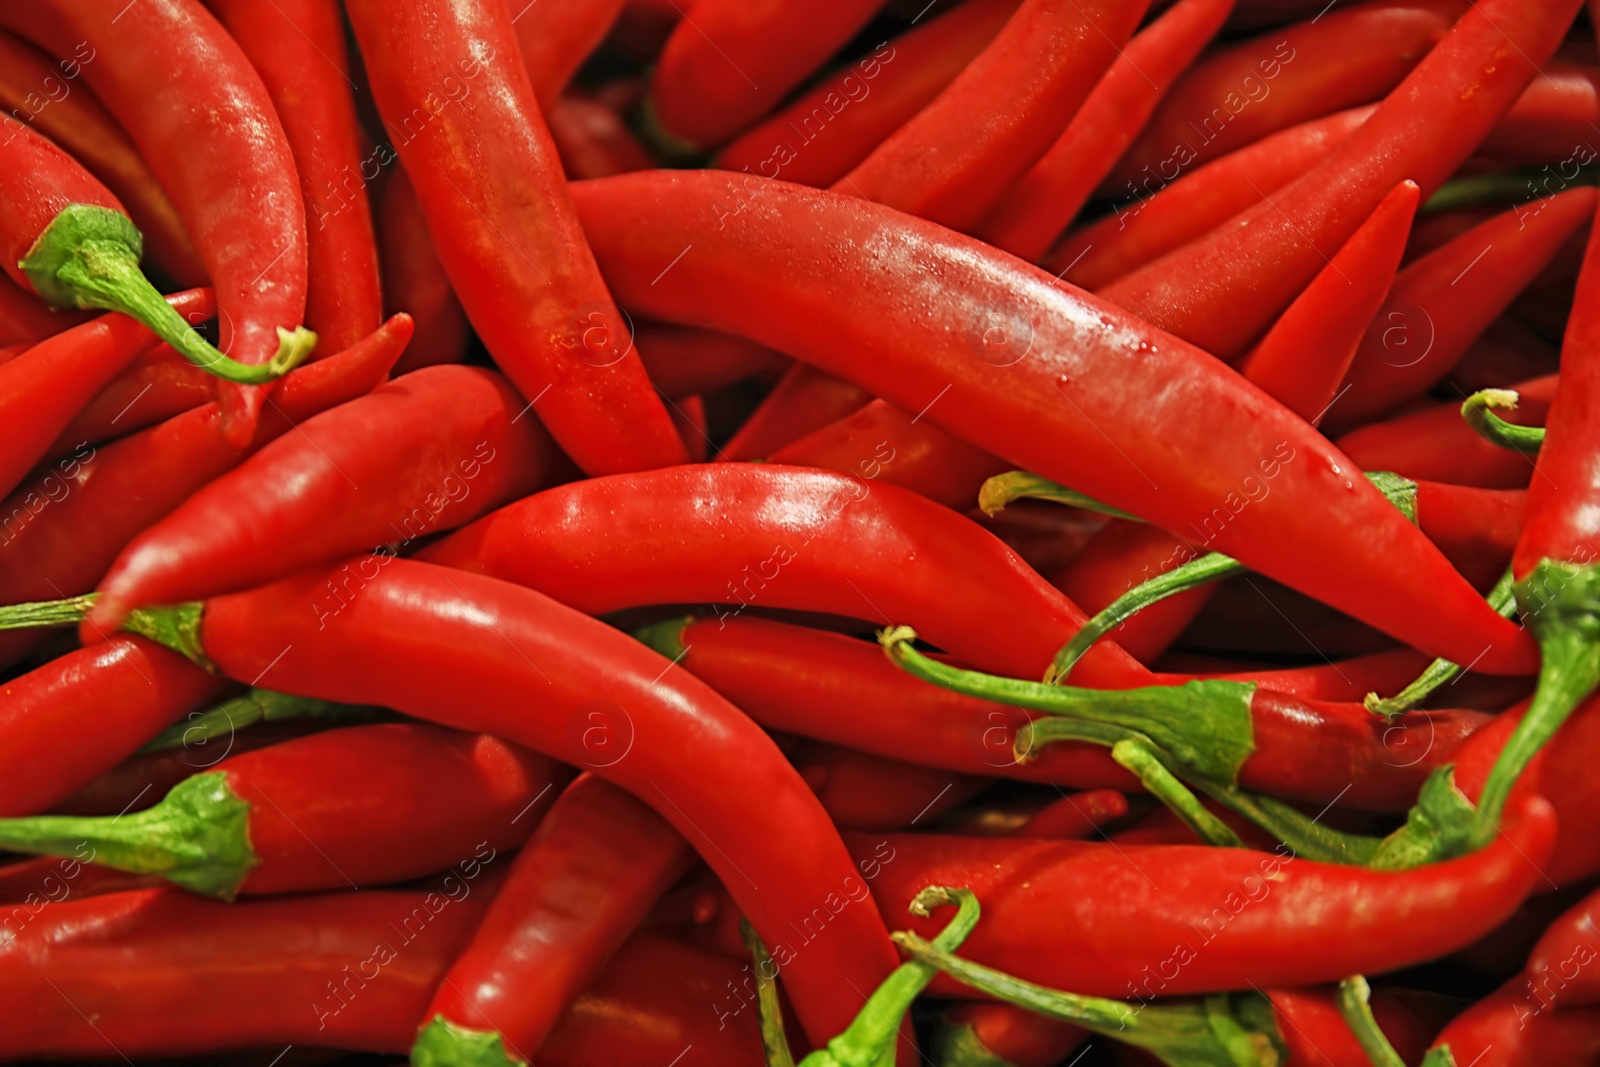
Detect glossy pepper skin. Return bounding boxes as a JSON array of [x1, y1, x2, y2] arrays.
[[1100, 0, 1581, 357], [0, 723, 568, 898], [203, 0, 383, 356], [87, 364, 554, 634], [52, 341, 222, 452], [1429, 977, 1600, 1066], [346, 0, 688, 476], [0, 0, 313, 446], [0, 31, 202, 285], [0, 315, 413, 672], [0, 288, 212, 502], [849, 818, 1553, 999], [81, 556, 901, 1049], [414, 774, 695, 1066], [568, 172, 1535, 673], [0, 638, 226, 817], [1526, 883, 1600, 1011]]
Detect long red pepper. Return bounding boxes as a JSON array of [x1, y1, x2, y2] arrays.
[[1330, 187, 1597, 426], [569, 172, 1535, 672], [838, 0, 1148, 231], [87, 364, 554, 634], [377, 169, 469, 376], [647, 0, 886, 149], [0, 638, 226, 817], [203, 0, 383, 356], [715, 0, 1020, 188], [414, 774, 694, 1066], [1047, 106, 1371, 289], [0, 287, 212, 501], [1100, 0, 1580, 357], [49, 341, 219, 452], [0, 31, 202, 285], [0, 723, 567, 898], [514, 0, 626, 108], [721, 363, 871, 460], [851, 818, 1553, 999], [0, 0, 315, 446], [346, 0, 687, 475], [41, 557, 901, 1047], [1428, 977, 1600, 1066], [1108, 0, 1464, 187], [1526, 883, 1600, 1011], [978, 0, 1234, 261], [0, 315, 412, 672]]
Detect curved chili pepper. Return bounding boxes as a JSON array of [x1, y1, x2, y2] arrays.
[[854, 811, 1553, 998], [50, 341, 218, 453], [1526, 883, 1600, 1010], [647, 0, 886, 149], [1330, 186, 1596, 426], [770, 400, 1009, 510], [1, 0, 315, 446], [377, 169, 469, 377], [1108, 0, 1464, 190], [413, 773, 694, 1066], [1429, 977, 1600, 1066], [86, 363, 554, 634], [347, 0, 687, 476], [570, 171, 1535, 672], [716, 0, 1019, 188], [1046, 105, 1369, 287], [635, 324, 788, 396], [838, 0, 1148, 230], [29, 557, 902, 1047], [1100, 0, 1580, 357], [0, 315, 412, 672], [0, 32, 202, 285], [0, 637, 226, 817], [978, 0, 1234, 261], [546, 95, 656, 180], [203, 0, 383, 356], [0, 287, 212, 501], [722, 364, 872, 461], [0, 722, 567, 899], [0, 119, 309, 388], [786, 738, 989, 831]]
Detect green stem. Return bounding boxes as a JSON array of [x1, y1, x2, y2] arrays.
[[1111, 739, 1241, 848], [410, 1018, 523, 1067], [800, 886, 980, 1067], [892, 934, 1282, 1067], [1336, 976, 1405, 1067], [0, 772, 257, 899], [139, 689, 371, 754], [977, 472, 1143, 521], [881, 626, 1255, 785], [741, 920, 797, 1067], [21, 204, 314, 384], [1366, 568, 1520, 718], [1460, 389, 1544, 454], [0, 593, 209, 667]]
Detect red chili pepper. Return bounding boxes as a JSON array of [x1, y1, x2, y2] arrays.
[[570, 171, 1535, 673], [0, 287, 212, 501], [0, 637, 226, 817], [787, 738, 989, 831], [49, 341, 219, 453], [514, 0, 626, 108], [1329, 186, 1597, 427], [647, 0, 887, 149], [203, 0, 383, 357], [1015, 789, 1130, 839], [0, 315, 412, 672], [414, 773, 694, 1065], [0, 270, 87, 347], [377, 169, 469, 377], [1265, 987, 1450, 1067], [86, 363, 555, 635], [347, 0, 687, 476], [0, 31, 203, 286], [715, 0, 1020, 188], [1481, 60, 1600, 165], [838, 0, 1148, 230], [635, 324, 788, 397], [40, 556, 901, 1047], [1100, 0, 1580, 357], [1049, 105, 1365, 287], [546, 95, 656, 180], [721, 364, 872, 461], [1, 0, 316, 446], [1428, 976, 1600, 1066], [0, 722, 567, 898], [1335, 373, 1553, 489], [978, 0, 1234, 261], [0, 853, 161, 906], [1526, 884, 1600, 1011], [852, 812, 1553, 998], [770, 400, 1009, 510], [1107, 0, 1465, 190]]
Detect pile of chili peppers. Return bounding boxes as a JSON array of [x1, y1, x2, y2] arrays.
[[10, 0, 1600, 1064]]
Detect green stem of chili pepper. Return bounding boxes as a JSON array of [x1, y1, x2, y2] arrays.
[[1111, 738, 1242, 848], [0, 592, 211, 669], [1460, 389, 1545, 454], [137, 688, 369, 754], [742, 919, 797, 1067], [1336, 976, 1407, 1067], [977, 471, 1143, 521], [1365, 569, 1520, 718]]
